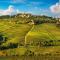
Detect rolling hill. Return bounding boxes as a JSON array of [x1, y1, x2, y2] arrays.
[[0, 14, 60, 57]]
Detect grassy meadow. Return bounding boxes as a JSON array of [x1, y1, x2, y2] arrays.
[[0, 14, 60, 60], [26, 23, 60, 45], [0, 20, 32, 46]]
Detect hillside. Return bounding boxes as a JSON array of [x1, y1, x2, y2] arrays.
[[0, 20, 32, 46], [0, 14, 60, 57], [26, 23, 60, 46]]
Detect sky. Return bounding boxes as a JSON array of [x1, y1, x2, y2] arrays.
[[0, 0, 60, 17]]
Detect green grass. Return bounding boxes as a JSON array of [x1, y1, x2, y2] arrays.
[[0, 21, 60, 56], [0, 20, 32, 46], [2, 46, 60, 56], [26, 23, 60, 44]]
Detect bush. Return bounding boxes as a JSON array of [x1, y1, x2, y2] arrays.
[[8, 43, 18, 49], [0, 33, 8, 45], [24, 50, 34, 56], [33, 20, 43, 25], [41, 40, 55, 46]]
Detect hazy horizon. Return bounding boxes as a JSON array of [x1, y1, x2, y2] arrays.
[[0, 0, 60, 17]]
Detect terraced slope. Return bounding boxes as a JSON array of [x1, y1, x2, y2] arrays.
[[0, 20, 32, 46], [0, 22, 60, 56], [26, 23, 60, 45]]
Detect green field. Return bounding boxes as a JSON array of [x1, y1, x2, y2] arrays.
[[26, 23, 60, 45], [0, 18, 60, 60], [0, 20, 32, 46], [0, 22, 60, 56]]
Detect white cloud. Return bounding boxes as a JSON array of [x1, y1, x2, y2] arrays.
[[50, 3, 60, 13], [0, 5, 18, 15]]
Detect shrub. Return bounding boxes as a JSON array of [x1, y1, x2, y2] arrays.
[[8, 43, 18, 49], [33, 20, 43, 25], [24, 50, 34, 56], [0, 33, 8, 45]]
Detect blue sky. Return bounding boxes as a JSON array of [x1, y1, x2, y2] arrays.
[[0, 0, 60, 17]]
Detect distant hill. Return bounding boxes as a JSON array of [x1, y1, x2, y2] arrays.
[[0, 13, 60, 56]]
